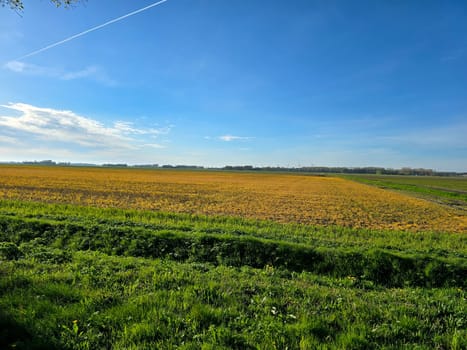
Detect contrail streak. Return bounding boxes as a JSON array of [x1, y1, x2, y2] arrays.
[[15, 0, 169, 61]]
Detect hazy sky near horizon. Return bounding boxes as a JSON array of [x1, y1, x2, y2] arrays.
[[0, 0, 466, 171]]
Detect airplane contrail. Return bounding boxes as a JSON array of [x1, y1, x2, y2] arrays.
[[14, 0, 169, 61]]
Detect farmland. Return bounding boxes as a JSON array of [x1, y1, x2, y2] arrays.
[[342, 174, 467, 210], [0, 165, 466, 349], [0, 165, 466, 233]]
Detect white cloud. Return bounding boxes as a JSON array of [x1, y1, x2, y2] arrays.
[[4, 61, 23, 72], [3, 60, 116, 85], [218, 135, 253, 142], [0, 103, 171, 152], [114, 121, 171, 136], [0, 135, 19, 144], [143, 143, 167, 149], [4, 60, 52, 75]]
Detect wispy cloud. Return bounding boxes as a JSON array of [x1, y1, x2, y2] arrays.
[[113, 121, 171, 136], [381, 122, 467, 149], [0, 135, 19, 144], [218, 135, 253, 142], [143, 143, 167, 149], [440, 47, 467, 62], [4, 60, 52, 75], [3, 60, 116, 85], [0, 103, 171, 151], [61, 66, 99, 80]]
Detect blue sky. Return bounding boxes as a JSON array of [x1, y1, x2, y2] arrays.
[[0, 0, 466, 171]]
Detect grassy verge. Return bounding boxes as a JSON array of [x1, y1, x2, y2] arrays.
[[1, 250, 466, 349], [1, 199, 465, 257], [0, 200, 466, 288], [0, 199, 466, 349]]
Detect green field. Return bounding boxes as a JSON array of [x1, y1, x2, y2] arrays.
[[342, 175, 467, 209], [1, 199, 466, 349]]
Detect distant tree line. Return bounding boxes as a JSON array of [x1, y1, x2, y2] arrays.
[[1, 160, 464, 176], [223, 165, 462, 177]]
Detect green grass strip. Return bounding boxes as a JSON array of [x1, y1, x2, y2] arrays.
[[1, 214, 465, 288], [343, 175, 467, 205]]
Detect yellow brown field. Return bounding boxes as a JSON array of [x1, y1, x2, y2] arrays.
[[0, 165, 465, 233]]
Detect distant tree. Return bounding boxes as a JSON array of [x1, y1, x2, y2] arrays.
[[1, 0, 81, 11]]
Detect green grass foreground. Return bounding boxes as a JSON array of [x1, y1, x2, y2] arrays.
[[0, 200, 466, 349]]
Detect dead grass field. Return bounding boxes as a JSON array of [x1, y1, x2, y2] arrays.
[[0, 165, 465, 232]]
